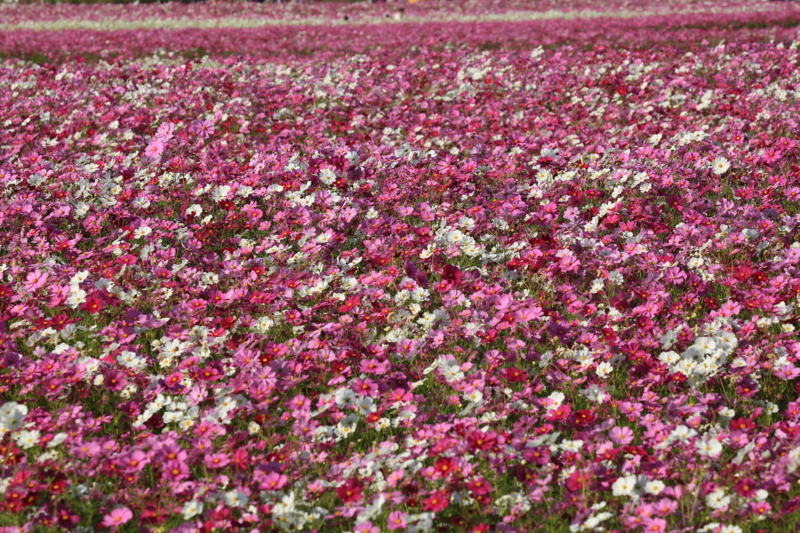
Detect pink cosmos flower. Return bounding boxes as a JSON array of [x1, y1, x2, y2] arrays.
[[774, 364, 800, 380], [386, 469, 405, 487], [23, 269, 48, 293], [259, 471, 288, 491], [144, 140, 164, 159], [352, 377, 378, 397], [750, 500, 771, 517], [387, 512, 408, 531], [122, 450, 148, 473], [610, 426, 635, 445], [642, 517, 667, 533], [653, 498, 678, 516], [155, 122, 175, 142], [190, 119, 215, 139], [359, 358, 389, 374], [354, 521, 379, 533], [101, 507, 133, 528], [785, 247, 800, 263], [719, 300, 742, 317], [205, 453, 230, 469], [163, 460, 190, 483]]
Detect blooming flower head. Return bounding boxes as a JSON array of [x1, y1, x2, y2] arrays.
[[387, 511, 408, 530], [711, 156, 730, 175], [144, 140, 164, 159], [423, 490, 450, 512], [695, 438, 723, 457], [101, 507, 133, 528], [612, 475, 637, 497], [155, 122, 175, 141], [190, 119, 215, 139]]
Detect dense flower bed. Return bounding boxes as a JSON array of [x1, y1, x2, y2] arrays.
[[1, 3, 800, 532]]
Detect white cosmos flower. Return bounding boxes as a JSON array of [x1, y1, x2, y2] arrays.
[[181, 500, 203, 519], [334, 389, 356, 408], [686, 257, 704, 269], [693, 337, 717, 354], [463, 389, 484, 404], [443, 230, 466, 245], [13, 429, 40, 449], [543, 391, 565, 410], [644, 480, 665, 495], [659, 425, 698, 448], [70, 271, 90, 285], [596, 362, 613, 379], [589, 278, 605, 294], [320, 168, 337, 185], [611, 475, 637, 497], [133, 226, 152, 239], [224, 489, 248, 508], [67, 288, 87, 308], [211, 185, 231, 202], [705, 489, 730, 510], [659, 351, 681, 365], [712, 156, 730, 175], [695, 437, 723, 457], [0, 402, 28, 434]]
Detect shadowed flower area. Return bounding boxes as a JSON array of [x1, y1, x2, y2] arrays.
[[1, 0, 800, 532]]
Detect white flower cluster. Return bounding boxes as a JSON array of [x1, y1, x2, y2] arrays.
[[611, 474, 666, 498], [66, 270, 89, 308], [132, 393, 196, 430], [437, 356, 467, 383], [658, 319, 737, 385]]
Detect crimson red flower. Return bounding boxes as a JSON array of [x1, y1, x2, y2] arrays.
[[55, 503, 80, 528], [422, 490, 450, 512], [466, 430, 496, 452], [441, 264, 462, 285], [336, 479, 364, 503], [735, 478, 758, 498], [565, 470, 593, 492], [80, 296, 104, 314], [572, 409, 597, 428], [503, 367, 528, 383], [433, 456, 455, 477], [730, 418, 756, 431], [466, 477, 492, 496]]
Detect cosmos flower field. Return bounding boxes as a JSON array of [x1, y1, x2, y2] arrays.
[[1, 1, 800, 532]]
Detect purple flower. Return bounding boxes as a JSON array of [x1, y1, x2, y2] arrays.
[[189, 119, 215, 139]]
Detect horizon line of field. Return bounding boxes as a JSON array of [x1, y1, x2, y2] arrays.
[[1, 4, 796, 32]]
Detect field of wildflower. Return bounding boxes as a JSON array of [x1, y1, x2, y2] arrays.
[[1, 0, 800, 532]]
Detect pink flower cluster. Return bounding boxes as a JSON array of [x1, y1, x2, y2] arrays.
[[0, 4, 800, 533]]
